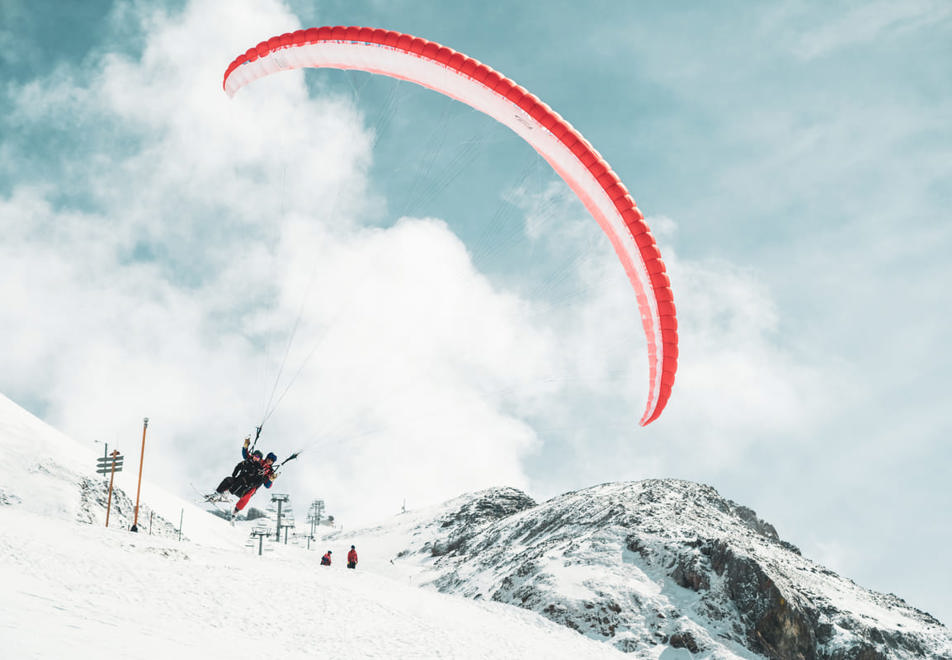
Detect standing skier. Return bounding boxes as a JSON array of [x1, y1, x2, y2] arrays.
[[347, 545, 358, 569]]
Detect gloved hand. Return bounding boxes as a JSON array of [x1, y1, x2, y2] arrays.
[[243, 436, 251, 448], [269, 471, 279, 481]]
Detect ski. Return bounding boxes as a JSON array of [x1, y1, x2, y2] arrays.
[[189, 483, 234, 514]]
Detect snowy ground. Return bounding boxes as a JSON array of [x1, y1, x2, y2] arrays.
[[0, 393, 633, 659], [1, 506, 635, 659]]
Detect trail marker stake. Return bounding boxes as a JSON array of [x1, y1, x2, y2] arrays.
[[131, 417, 149, 532]]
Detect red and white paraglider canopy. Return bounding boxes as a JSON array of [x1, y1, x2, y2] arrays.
[[223, 26, 677, 425]]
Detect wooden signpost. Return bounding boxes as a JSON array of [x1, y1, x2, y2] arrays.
[[96, 450, 124, 527]]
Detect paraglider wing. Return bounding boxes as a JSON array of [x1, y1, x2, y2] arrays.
[[222, 26, 678, 425]]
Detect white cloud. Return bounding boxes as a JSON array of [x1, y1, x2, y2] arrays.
[[0, 0, 846, 529], [0, 0, 562, 526], [788, 0, 952, 60], [492, 188, 836, 485], [655, 248, 839, 452]]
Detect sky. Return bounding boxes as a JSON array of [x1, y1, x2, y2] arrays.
[[1, 0, 950, 625]]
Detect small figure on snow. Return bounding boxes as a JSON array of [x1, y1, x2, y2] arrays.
[[321, 550, 332, 566], [213, 436, 279, 517], [347, 545, 358, 569]]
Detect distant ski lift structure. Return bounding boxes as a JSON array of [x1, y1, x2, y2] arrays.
[[271, 493, 290, 542], [308, 499, 325, 536], [250, 528, 269, 556]]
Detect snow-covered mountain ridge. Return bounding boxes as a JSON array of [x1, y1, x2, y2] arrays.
[[3, 390, 949, 659], [327, 482, 952, 659]]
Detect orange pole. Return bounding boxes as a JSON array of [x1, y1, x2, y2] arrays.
[[131, 417, 149, 531], [105, 450, 119, 527]]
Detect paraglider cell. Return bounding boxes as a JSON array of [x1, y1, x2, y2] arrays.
[[613, 194, 636, 212], [459, 58, 478, 77], [447, 51, 465, 69], [650, 271, 671, 290], [634, 231, 655, 248], [435, 47, 454, 64], [341, 26, 362, 42]]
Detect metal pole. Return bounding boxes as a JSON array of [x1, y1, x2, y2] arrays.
[[101, 443, 109, 484], [131, 417, 149, 532], [178, 508, 183, 541], [258, 533, 264, 556], [275, 499, 283, 541], [105, 450, 119, 527]]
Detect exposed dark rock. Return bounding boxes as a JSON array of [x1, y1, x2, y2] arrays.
[[363, 481, 952, 659], [0, 487, 22, 506], [669, 631, 701, 653], [671, 551, 711, 591], [245, 507, 268, 521], [77, 477, 182, 539], [437, 488, 536, 531], [730, 504, 780, 541]]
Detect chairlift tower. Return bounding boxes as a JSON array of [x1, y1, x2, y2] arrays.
[[308, 499, 325, 536], [250, 528, 269, 556], [271, 493, 290, 541]]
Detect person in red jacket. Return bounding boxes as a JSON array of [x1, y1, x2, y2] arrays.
[[347, 545, 358, 569], [321, 550, 332, 566]]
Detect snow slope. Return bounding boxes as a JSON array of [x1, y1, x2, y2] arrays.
[[5, 389, 949, 659], [324, 485, 952, 659], [0, 392, 626, 659]]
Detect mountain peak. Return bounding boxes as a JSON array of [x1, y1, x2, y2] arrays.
[[336, 479, 951, 658]]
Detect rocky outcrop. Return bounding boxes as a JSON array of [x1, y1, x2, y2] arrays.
[[368, 480, 951, 659], [78, 477, 183, 538], [429, 487, 536, 557]]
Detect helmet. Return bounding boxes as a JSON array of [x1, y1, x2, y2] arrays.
[[266, 452, 277, 462], [252, 450, 263, 459]]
